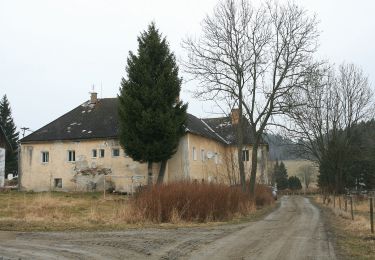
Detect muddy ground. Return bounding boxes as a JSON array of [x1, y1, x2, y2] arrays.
[[0, 196, 336, 260]]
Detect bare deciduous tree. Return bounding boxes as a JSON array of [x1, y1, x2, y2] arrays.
[[284, 63, 374, 192], [183, 0, 319, 196]]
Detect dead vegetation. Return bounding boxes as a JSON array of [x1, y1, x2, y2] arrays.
[[132, 182, 273, 223], [0, 182, 274, 231], [314, 195, 375, 259]]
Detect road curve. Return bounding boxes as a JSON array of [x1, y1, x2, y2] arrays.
[[188, 196, 336, 260]]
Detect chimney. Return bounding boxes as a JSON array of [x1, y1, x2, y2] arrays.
[[90, 92, 98, 104], [231, 108, 240, 125]]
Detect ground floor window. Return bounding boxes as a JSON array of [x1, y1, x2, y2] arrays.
[[54, 178, 62, 188]]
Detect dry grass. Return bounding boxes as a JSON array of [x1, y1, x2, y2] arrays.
[[132, 182, 273, 223], [314, 195, 375, 259], [0, 183, 275, 231], [0, 191, 139, 231]]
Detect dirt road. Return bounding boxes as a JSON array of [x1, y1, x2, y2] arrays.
[[0, 196, 336, 260]]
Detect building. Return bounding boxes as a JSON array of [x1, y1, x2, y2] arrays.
[[19, 93, 269, 192], [0, 125, 12, 187]]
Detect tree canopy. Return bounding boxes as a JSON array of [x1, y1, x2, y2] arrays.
[[0, 95, 19, 177], [288, 176, 302, 190], [118, 23, 187, 183], [273, 161, 289, 190]]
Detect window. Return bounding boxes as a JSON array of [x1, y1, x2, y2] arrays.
[[92, 149, 97, 158], [68, 150, 75, 162], [192, 147, 197, 160], [99, 149, 105, 158], [112, 148, 120, 157], [41, 151, 49, 163], [201, 149, 205, 161], [242, 149, 249, 162], [214, 152, 219, 164], [54, 178, 62, 188]]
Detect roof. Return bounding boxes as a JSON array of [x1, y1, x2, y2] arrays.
[[21, 98, 264, 146], [21, 98, 119, 143], [202, 117, 265, 145]]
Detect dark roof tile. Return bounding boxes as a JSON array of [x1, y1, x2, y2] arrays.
[[21, 98, 264, 146]]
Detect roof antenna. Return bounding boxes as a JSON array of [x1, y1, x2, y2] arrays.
[[100, 82, 103, 99]]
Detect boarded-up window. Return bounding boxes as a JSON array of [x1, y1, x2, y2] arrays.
[[54, 178, 62, 188]]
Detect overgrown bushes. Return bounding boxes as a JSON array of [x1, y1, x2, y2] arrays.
[[131, 182, 273, 223]]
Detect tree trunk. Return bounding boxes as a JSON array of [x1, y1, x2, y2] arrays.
[[237, 102, 246, 192], [157, 160, 167, 184], [249, 143, 259, 198], [147, 161, 153, 186]]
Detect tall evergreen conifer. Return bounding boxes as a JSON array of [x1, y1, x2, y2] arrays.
[[0, 95, 19, 177], [276, 161, 289, 190], [118, 23, 187, 184]]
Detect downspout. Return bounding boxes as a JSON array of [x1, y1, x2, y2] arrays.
[[17, 142, 21, 191]]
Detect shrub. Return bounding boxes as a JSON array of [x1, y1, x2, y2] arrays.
[[131, 182, 254, 223], [254, 184, 274, 207]]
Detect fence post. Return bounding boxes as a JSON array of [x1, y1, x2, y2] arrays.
[[333, 194, 336, 208], [345, 196, 347, 212], [103, 176, 106, 200], [350, 196, 354, 220], [370, 197, 374, 234]]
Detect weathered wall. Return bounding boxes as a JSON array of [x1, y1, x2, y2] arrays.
[[187, 133, 227, 183], [19, 134, 271, 191], [221, 145, 270, 185], [19, 139, 161, 192], [167, 135, 189, 181]]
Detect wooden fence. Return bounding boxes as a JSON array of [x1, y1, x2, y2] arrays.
[[320, 193, 374, 234]]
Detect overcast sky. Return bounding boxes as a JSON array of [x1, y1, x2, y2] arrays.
[[1, 0, 374, 135]]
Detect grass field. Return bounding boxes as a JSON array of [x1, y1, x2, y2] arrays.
[[280, 159, 319, 188], [0, 187, 275, 231], [0, 191, 139, 231]]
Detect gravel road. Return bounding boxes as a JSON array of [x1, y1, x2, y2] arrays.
[[0, 196, 336, 260]]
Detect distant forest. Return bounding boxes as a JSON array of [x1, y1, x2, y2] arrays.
[[263, 134, 300, 161]]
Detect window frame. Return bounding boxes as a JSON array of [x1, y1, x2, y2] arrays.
[[242, 149, 249, 162], [192, 147, 197, 161], [67, 150, 76, 162], [112, 148, 120, 157], [99, 149, 105, 158], [54, 178, 62, 188], [41, 151, 49, 163], [201, 149, 205, 161], [92, 149, 97, 158]]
